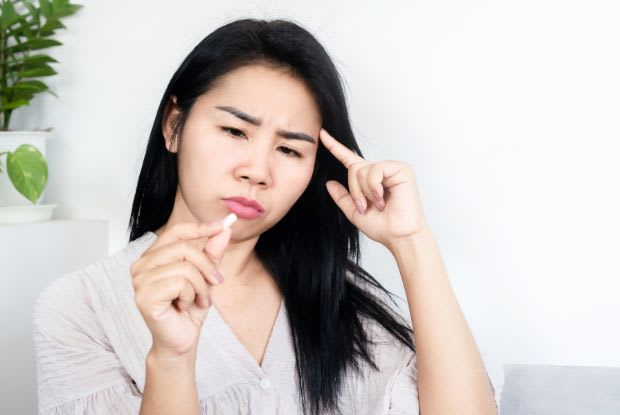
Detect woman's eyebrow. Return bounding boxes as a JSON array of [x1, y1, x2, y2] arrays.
[[215, 105, 317, 144]]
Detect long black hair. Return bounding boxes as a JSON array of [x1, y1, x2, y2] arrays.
[[128, 18, 415, 415]]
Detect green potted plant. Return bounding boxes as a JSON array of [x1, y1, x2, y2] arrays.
[[0, 0, 81, 223]]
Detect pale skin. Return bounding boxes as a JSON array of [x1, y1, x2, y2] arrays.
[[134, 64, 321, 415], [320, 129, 499, 414], [132, 63, 497, 414]]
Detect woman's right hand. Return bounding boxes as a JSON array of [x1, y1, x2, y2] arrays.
[[130, 221, 232, 357]]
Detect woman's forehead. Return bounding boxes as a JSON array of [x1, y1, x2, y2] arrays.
[[198, 66, 321, 128]]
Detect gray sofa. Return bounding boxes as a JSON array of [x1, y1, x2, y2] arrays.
[[499, 364, 620, 414]]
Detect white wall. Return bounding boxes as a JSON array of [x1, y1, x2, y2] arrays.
[[12, 0, 620, 370], [0, 220, 108, 414]]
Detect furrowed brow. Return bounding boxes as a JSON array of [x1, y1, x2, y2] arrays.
[[215, 105, 316, 144]]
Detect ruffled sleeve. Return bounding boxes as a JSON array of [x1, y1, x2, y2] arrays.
[[387, 352, 504, 414], [33, 272, 142, 414]]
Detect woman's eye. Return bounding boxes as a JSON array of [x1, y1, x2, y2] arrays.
[[221, 127, 246, 139], [279, 147, 303, 159], [221, 127, 302, 159]]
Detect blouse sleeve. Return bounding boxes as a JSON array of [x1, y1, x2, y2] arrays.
[[387, 352, 504, 414], [33, 272, 142, 414], [387, 352, 420, 414]]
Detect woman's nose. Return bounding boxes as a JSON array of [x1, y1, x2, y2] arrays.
[[236, 148, 272, 186], [239, 172, 269, 186]]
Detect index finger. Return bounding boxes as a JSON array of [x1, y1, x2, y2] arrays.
[[146, 221, 224, 253], [319, 128, 365, 169]]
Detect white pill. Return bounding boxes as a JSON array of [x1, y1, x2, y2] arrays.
[[222, 213, 238, 229]]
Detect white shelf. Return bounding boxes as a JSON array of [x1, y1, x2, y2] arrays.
[[0, 219, 108, 414]]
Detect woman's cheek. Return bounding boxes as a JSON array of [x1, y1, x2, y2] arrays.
[[289, 163, 314, 193]]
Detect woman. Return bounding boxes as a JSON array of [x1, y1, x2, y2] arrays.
[[33, 18, 502, 414]]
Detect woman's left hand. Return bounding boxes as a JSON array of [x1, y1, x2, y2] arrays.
[[320, 128, 430, 250]]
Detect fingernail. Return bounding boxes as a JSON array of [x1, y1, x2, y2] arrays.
[[355, 199, 365, 214], [372, 190, 382, 201], [213, 270, 224, 284]]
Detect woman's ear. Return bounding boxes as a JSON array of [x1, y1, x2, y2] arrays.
[[162, 95, 180, 153]]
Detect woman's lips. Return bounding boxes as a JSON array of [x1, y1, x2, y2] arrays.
[[223, 199, 264, 219]]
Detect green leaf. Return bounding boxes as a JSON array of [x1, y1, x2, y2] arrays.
[[49, 4, 83, 20], [41, 18, 66, 32], [11, 90, 36, 103], [13, 80, 50, 91], [20, 79, 52, 91], [0, 81, 57, 107], [0, 0, 21, 31], [6, 144, 48, 204], [39, 0, 52, 19], [2, 99, 30, 110], [32, 37, 64, 49], [43, 89, 59, 98], [52, 0, 71, 9], [9, 81, 49, 102], [0, 68, 24, 81], [23, 2, 41, 28], [5, 38, 62, 54], [6, 60, 57, 73], [6, 16, 33, 38], [21, 65, 58, 77], [21, 54, 59, 65]]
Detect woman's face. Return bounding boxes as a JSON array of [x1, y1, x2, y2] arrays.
[[162, 64, 321, 240]]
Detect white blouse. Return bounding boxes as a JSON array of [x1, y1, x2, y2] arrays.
[[33, 231, 504, 414]]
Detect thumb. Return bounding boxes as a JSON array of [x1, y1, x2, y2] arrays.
[[326, 180, 357, 220], [203, 227, 232, 267]]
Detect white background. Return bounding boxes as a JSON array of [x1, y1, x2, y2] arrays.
[[11, 0, 620, 370]]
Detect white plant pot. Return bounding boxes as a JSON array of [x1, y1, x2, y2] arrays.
[[0, 130, 57, 223]]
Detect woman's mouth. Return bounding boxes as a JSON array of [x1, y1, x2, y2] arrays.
[[222, 199, 264, 219]]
